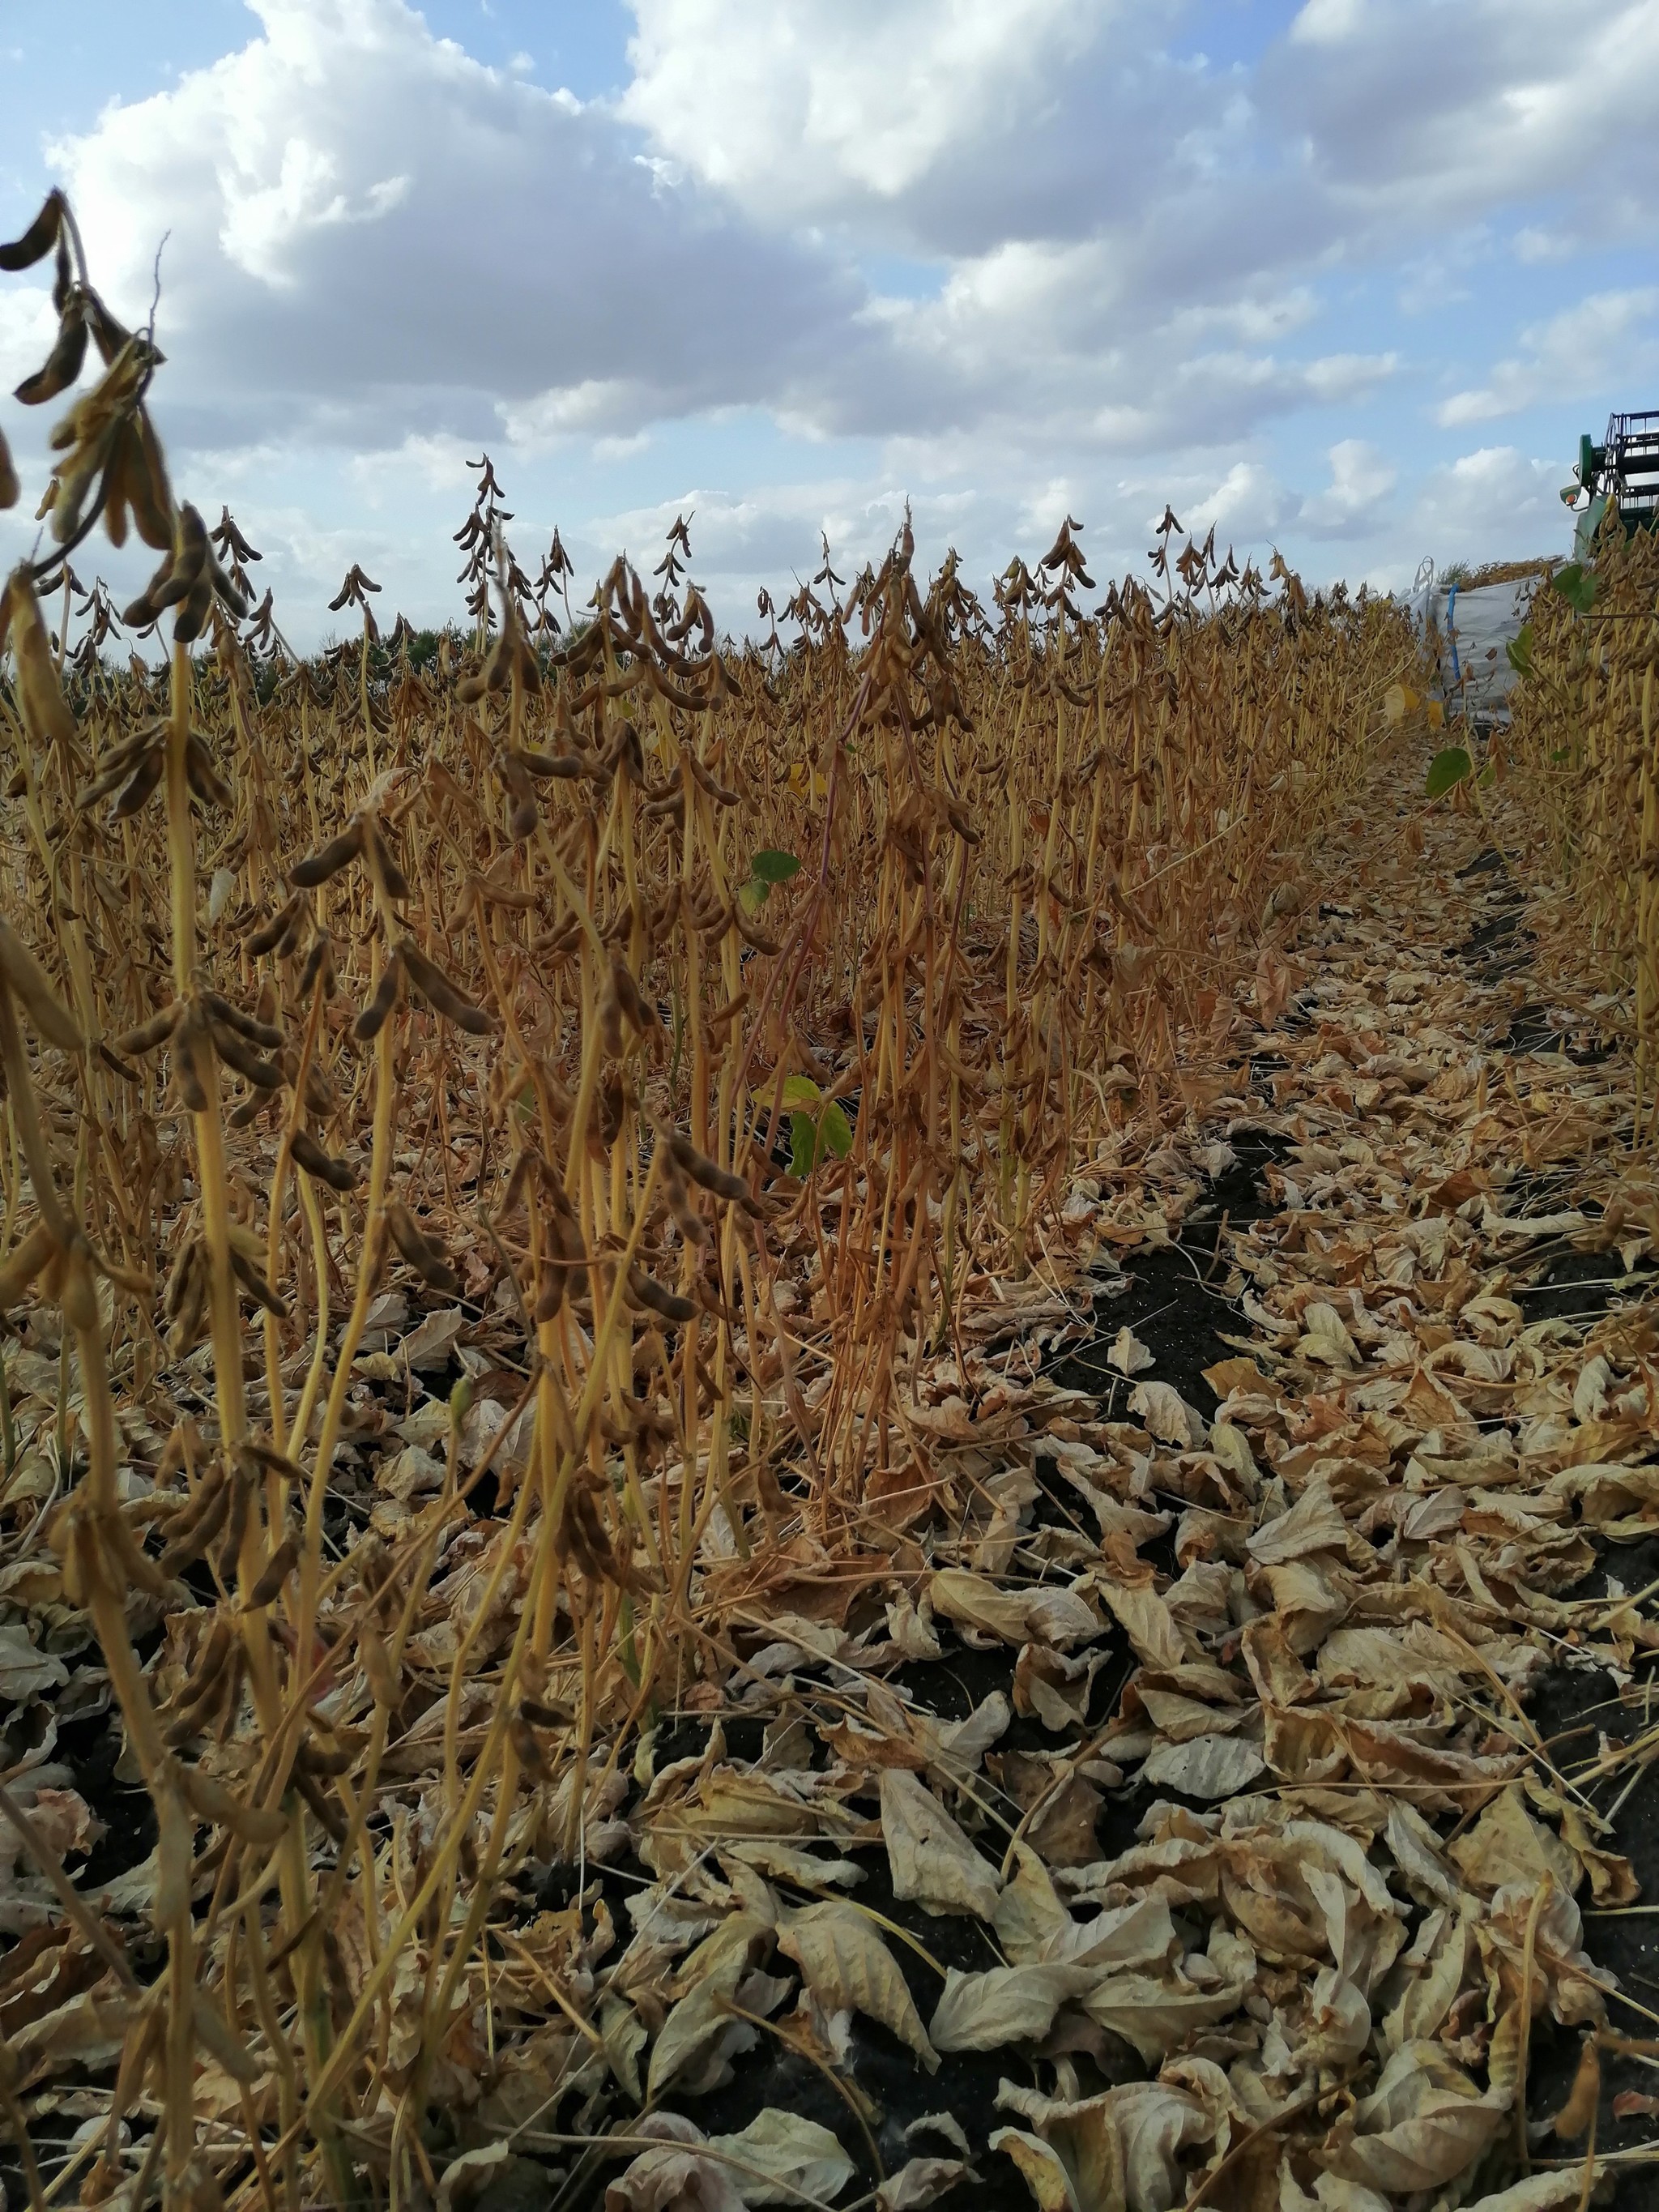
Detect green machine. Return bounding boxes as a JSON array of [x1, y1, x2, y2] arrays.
[[1566, 411, 1659, 559]]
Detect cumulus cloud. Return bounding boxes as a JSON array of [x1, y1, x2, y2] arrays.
[[1, 0, 1654, 635], [1437, 288, 1659, 426]]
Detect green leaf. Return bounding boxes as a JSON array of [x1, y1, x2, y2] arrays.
[[1425, 746, 1473, 800], [818, 1100, 854, 1159], [1504, 622, 1533, 678], [788, 1112, 818, 1176], [781, 1074, 822, 1110], [751, 848, 801, 886], [738, 878, 770, 916], [1552, 562, 1598, 615]]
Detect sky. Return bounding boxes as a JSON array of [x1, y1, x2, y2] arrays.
[[2, 0, 1657, 645]]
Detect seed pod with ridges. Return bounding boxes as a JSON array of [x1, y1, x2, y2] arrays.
[[667, 1129, 756, 1211], [203, 991, 283, 1052], [174, 1011, 210, 1112], [290, 1127, 357, 1192], [354, 950, 403, 1042], [185, 732, 232, 809], [172, 574, 212, 644], [627, 1265, 696, 1325], [292, 822, 364, 887], [0, 1220, 58, 1309], [518, 747, 586, 779], [124, 414, 174, 551], [109, 746, 164, 822], [4, 570, 78, 749], [0, 192, 63, 272], [230, 1246, 288, 1317], [298, 929, 335, 999], [116, 1001, 184, 1058], [245, 1535, 297, 1612], [245, 892, 303, 957], [386, 1202, 462, 1296], [663, 1160, 710, 1248], [15, 302, 88, 407], [401, 942, 497, 1035], [364, 818, 411, 903], [0, 920, 84, 1053], [215, 1463, 253, 1586], [207, 1018, 284, 1092], [158, 503, 209, 609]]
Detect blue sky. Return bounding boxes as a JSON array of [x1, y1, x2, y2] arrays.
[[3, 0, 1657, 643]]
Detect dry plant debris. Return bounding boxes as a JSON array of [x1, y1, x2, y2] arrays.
[[0, 191, 1655, 2212]]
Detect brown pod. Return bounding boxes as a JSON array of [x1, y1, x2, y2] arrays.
[[518, 747, 586, 779], [215, 1464, 253, 1586], [385, 1201, 462, 1296], [115, 1001, 185, 1058], [0, 430, 18, 511], [203, 991, 283, 1052], [15, 302, 88, 406], [627, 1265, 696, 1325], [0, 918, 85, 1053], [298, 930, 335, 1000], [0, 191, 63, 271], [126, 413, 175, 551], [364, 818, 411, 903], [109, 747, 164, 821], [5, 571, 78, 749], [353, 950, 403, 1042], [207, 1018, 285, 1092], [597, 977, 625, 1058], [230, 1246, 289, 1318], [292, 822, 365, 887], [290, 1127, 357, 1193], [185, 732, 232, 809], [245, 892, 304, 958], [667, 1130, 756, 1211], [244, 1535, 297, 1612], [663, 1161, 710, 1248], [401, 942, 497, 1036]]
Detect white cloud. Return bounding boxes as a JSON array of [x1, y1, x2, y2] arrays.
[[1436, 287, 1659, 425], [1301, 438, 1396, 536], [620, 0, 1111, 222]]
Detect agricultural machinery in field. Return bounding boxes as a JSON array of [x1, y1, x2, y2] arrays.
[[1566, 409, 1659, 557]]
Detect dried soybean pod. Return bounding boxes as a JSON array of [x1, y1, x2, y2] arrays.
[[185, 732, 232, 809], [353, 950, 403, 1042], [400, 942, 497, 1035], [628, 1265, 696, 1325], [0, 429, 17, 510], [290, 1129, 357, 1192], [245, 1536, 297, 1612], [116, 1002, 185, 1057], [0, 1220, 58, 1309], [0, 192, 63, 271], [364, 817, 411, 903], [246, 892, 304, 957], [229, 1246, 288, 1317], [5, 570, 78, 749], [109, 746, 164, 821], [0, 920, 84, 1053], [667, 1129, 756, 1211], [298, 930, 335, 999], [207, 1020, 284, 1093], [663, 1159, 710, 1248], [386, 1202, 462, 1296], [203, 992, 283, 1051], [292, 822, 364, 887], [15, 303, 88, 406]]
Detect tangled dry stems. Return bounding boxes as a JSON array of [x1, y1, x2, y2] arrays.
[[0, 194, 1433, 2211]]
